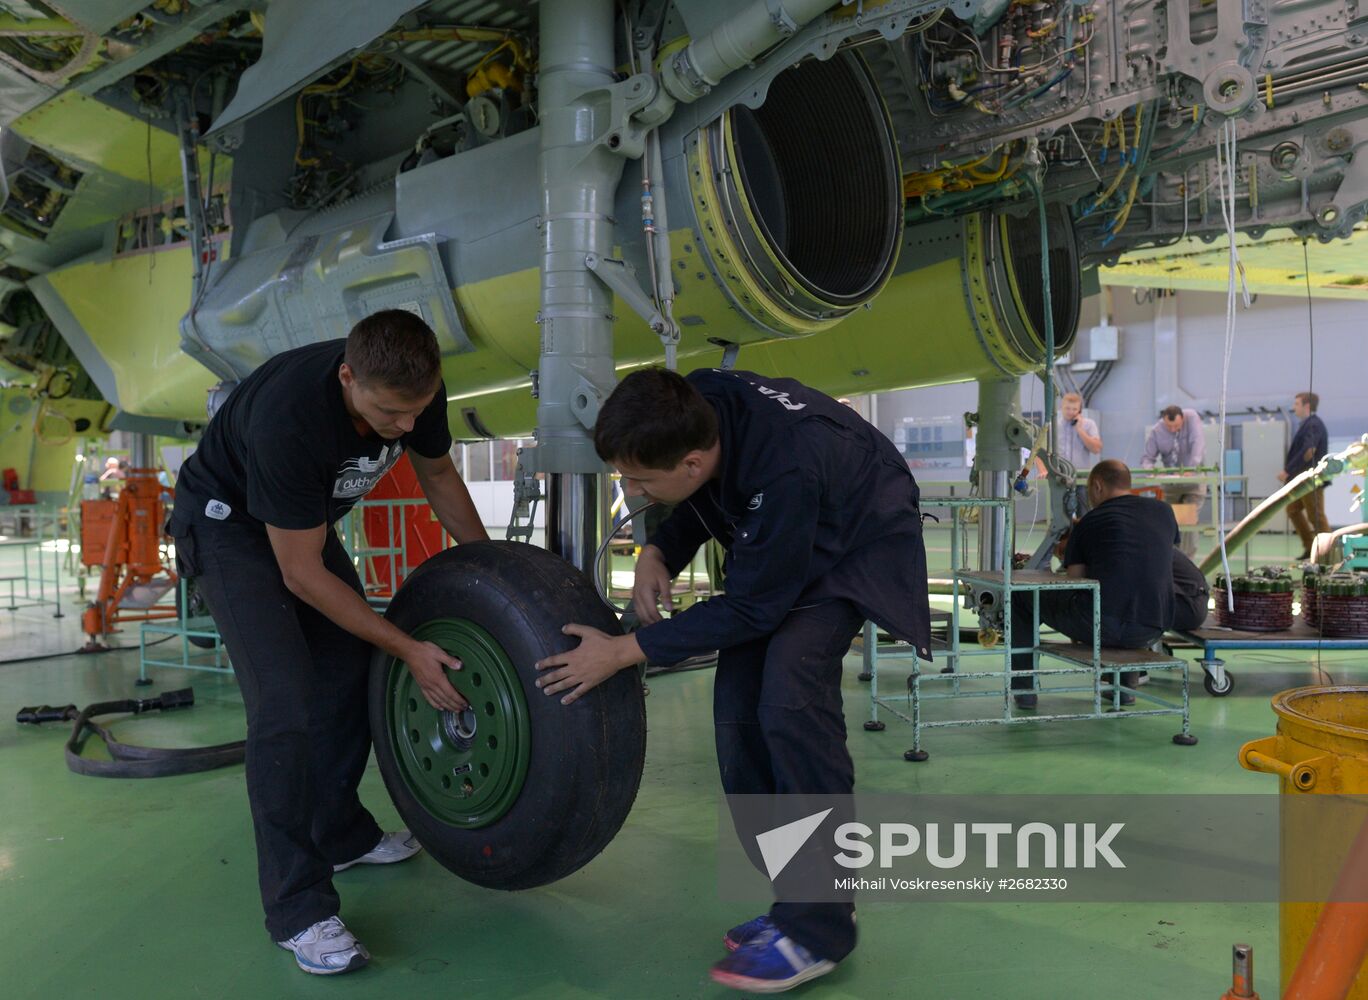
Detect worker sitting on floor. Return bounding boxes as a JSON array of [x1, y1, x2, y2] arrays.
[[1010, 459, 1178, 709], [168, 311, 488, 976], [532, 367, 931, 994]]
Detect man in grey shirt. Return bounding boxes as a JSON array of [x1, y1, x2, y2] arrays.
[[1141, 405, 1206, 555], [1044, 392, 1102, 513], [1056, 392, 1102, 469]]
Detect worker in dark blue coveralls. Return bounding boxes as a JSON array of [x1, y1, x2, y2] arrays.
[[171, 311, 488, 975], [533, 368, 931, 994]]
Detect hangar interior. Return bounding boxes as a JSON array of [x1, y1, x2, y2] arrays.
[[2, 0, 1368, 997]]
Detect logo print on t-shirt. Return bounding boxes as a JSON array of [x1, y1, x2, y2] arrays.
[[333, 443, 404, 499], [748, 492, 764, 510], [748, 381, 807, 411]]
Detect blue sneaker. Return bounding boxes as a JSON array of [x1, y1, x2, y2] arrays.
[[723, 913, 773, 952], [710, 927, 836, 993]]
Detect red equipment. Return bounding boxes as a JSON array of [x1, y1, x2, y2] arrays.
[[80, 467, 178, 648], [2, 466, 36, 505], [359, 453, 444, 599]]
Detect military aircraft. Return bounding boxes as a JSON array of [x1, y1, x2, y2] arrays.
[[2, 0, 1366, 884]]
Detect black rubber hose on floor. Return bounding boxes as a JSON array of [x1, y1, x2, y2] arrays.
[[16, 687, 245, 778], [0, 634, 177, 667]]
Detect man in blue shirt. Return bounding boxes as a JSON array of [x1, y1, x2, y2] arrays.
[[533, 367, 930, 993], [1278, 391, 1331, 559]]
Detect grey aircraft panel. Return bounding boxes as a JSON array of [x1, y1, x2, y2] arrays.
[[393, 126, 541, 284], [206, 0, 428, 142], [0, 58, 55, 129], [45, 0, 147, 36], [670, 0, 747, 42]]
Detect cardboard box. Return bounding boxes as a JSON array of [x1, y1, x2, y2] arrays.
[[1172, 502, 1201, 526]]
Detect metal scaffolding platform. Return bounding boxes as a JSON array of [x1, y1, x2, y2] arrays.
[[864, 497, 1194, 760]]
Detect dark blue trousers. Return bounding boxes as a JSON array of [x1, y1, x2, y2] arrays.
[[714, 599, 865, 962]]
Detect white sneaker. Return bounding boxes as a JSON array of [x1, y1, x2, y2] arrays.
[[276, 916, 369, 975], [333, 830, 423, 872]]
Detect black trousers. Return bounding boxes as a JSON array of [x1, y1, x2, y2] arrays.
[[172, 518, 382, 940], [714, 599, 866, 963], [1008, 590, 1162, 689]]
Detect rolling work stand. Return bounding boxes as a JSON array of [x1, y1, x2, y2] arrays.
[[1170, 619, 1368, 697], [862, 497, 1195, 760]]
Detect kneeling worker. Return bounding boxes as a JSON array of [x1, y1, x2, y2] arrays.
[[171, 311, 487, 974], [533, 368, 931, 993], [1010, 459, 1178, 708]]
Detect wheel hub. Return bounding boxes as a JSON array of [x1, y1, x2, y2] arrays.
[[442, 707, 478, 750], [384, 618, 531, 828]]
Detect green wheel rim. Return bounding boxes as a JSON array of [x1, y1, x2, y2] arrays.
[[385, 619, 531, 828]]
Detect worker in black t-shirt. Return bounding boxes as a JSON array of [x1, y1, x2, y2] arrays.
[[532, 368, 931, 994], [171, 311, 487, 975], [1009, 459, 1178, 709]]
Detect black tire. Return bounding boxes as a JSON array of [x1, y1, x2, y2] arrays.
[[1203, 669, 1234, 697], [368, 541, 646, 890]]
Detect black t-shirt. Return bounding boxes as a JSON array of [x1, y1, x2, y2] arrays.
[[1063, 494, 1179, 632], [174, 340, 452, 532], [1170, 550, 1210, 631]]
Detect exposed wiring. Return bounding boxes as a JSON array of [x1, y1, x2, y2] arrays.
[[917, 5, 1093, 120], [1139, 170, 1219, 207], [903, 143, 1019, 198], [1083, 106, 1138, 217], [1022, 374, 1043, 556], [1213, 117, 1249, 609], [1303, 239, 1315, 395], [906, 8, 946, 34], [1068, 122, 1103, 184]]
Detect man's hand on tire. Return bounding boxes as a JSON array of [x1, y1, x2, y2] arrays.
[[403, 640, 468, 711]]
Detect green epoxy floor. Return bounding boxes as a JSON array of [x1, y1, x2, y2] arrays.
[[0, 528, 1347, 999]]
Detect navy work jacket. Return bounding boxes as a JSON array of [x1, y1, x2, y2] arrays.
[[634, 369, 932, 666], [1285, 413, 1328, 476]]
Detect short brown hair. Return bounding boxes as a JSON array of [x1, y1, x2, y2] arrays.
[[345, 310, 442, 397], [1089, 458, 1132, 495], [1160, 405, 1183, 421], [1296, 391, 1319, 412], [594, 368, 718, 469]]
